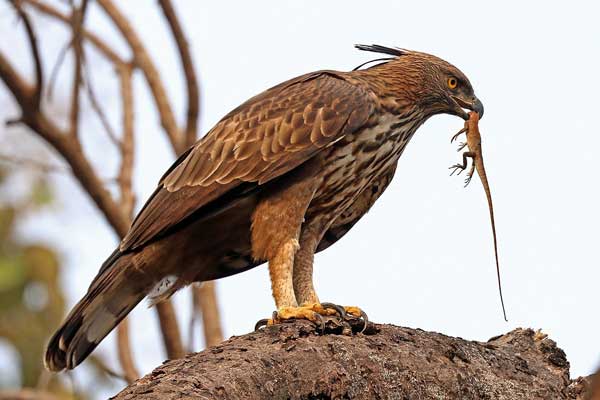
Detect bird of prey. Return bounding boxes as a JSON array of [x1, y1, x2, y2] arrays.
[[45, 44, 484, 371]]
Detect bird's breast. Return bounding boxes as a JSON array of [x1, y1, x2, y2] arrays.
[[308, 111, 423, 217]]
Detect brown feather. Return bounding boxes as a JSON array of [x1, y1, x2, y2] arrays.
[[121, 72, 373, 251]]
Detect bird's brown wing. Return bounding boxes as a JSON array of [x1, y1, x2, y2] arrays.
[[121, 71, 374, 251]]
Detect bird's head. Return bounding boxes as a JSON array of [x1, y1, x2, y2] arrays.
[[354, 44, 484, 120]]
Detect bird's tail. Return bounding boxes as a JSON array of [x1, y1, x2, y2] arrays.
[[45, 249, 152, 371]]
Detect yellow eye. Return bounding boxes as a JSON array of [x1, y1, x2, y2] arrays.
[[447, 77, 458, 89]]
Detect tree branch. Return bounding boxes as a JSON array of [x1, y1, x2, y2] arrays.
[[4, 0, 217, 375], [0, 50, 131, 236], [67, 0, 88, 137], [113, 62, 139, 383], [97, 0, 184, 155], [83, 63, 120, 146], [9, 1, 43, 108], [157, 0, 199, 148], [112, 322, 591, 399], [115, 319, 138, 384], [155, 301, 184, 360], [116, 63, 135, 218], [23, 0, 124, 65], [194, 282, 223, 347]]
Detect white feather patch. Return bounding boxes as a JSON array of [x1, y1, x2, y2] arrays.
[[147, 274, 179, 305]]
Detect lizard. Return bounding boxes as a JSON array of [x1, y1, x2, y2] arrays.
[[450, 111, 507, 321]]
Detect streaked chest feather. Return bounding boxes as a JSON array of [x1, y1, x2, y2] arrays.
[[314, 112, 422, 201]]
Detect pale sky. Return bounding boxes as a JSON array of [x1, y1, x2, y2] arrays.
[[1, 1, 599, 397]]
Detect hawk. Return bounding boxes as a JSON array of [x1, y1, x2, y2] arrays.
[[45, 44, 484, 371]]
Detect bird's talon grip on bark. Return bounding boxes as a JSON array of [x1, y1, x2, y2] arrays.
[[321, 302, 347, 320], [254, 318, 270, 331]]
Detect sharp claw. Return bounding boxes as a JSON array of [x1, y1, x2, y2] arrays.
[[254, 318, 270, 331], [321, 302, 347, 319], [313, 312, 325, 332], [359, 310, 369, 333]]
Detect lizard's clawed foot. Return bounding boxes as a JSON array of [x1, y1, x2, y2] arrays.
[[464, 173, 474, 187], [449, 164, 466, 176], [254, 303, 369, 333]]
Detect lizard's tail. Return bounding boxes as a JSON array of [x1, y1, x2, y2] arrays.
[[476, 163, 507, 321]]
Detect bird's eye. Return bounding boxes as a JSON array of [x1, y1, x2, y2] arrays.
[[447, 77, 458, 89]]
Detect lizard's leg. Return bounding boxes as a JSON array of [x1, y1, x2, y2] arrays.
[[450, 127, 467, 143], [464, 155, 477, 187], [449, 151, 475, 176]]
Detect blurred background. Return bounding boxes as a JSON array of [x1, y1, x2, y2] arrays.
[[0, 1, 599, 398]]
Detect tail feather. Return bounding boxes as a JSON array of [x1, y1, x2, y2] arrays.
[[45, 251, 151, 371]]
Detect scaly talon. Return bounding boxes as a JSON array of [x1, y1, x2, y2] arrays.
[[254, 303, 336, 331], [254, 318, 270, 331], [254, 303, 369, 333], [344, 306, 362, 317], [343, 306, 369, 333], [321, 302, 347, 319]]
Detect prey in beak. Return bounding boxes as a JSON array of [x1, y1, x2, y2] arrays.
[[452, 95, 485, 120]]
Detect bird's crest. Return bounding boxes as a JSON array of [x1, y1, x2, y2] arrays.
[[353, 44, 407, 71], [354, 44, 407, 57]]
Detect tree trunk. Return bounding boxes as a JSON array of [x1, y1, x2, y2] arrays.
[[111, 320, 591, 399]]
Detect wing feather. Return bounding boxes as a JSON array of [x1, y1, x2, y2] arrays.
[[121, 71, 373, 251]]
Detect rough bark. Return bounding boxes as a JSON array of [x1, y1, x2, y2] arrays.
[[111, 320, 591, 400]]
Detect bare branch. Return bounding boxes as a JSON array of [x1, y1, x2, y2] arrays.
[[9, 1, 43, 108], [83, 63, 120, 146], [4, 0, 212, 371], [116, 63, 135, 225], [0, 50, 130, 236], [195, 282, 223, 347], [115, 320, 138, 383], [68, 0, 89, 137], [23, 0, 125, 65], [155, 301, 185, 360], [158, 0, 199, 148], [0, 53, 34, 105], [97, 0, 184, 155], [47, 40, 70, 101]]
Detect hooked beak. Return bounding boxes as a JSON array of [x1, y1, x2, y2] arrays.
[[451, 95, 485, 120]]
